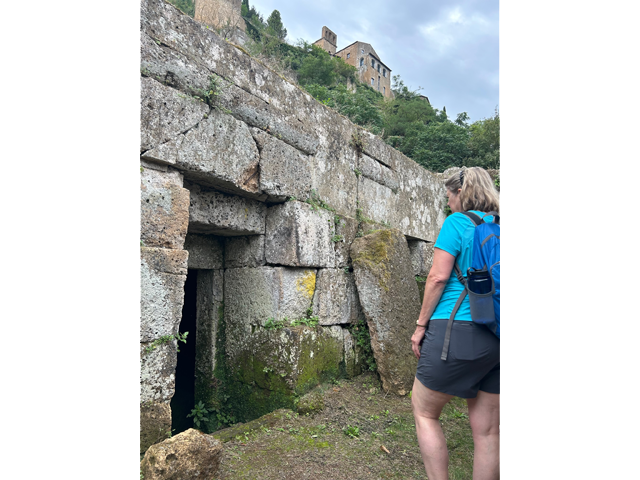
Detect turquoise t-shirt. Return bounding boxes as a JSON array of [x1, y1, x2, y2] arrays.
[[430, 211, 492, 321]]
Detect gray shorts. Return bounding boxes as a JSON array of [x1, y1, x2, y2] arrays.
[[415, 319, 500, 398]]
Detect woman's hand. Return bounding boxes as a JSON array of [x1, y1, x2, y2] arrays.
[[411, 326, 427, 359]]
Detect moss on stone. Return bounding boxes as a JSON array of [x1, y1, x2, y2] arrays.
[[352, 229, 397, 291]]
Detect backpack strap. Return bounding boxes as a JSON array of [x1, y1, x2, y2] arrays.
[[441, 288, 467, 361], [440, 211, 489, 361], [483, 211, 500, 225], [459, 211, 482, 226]]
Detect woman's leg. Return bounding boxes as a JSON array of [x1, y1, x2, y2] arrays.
[[412, 377, 454, 480], [467, 391, 500, 480]]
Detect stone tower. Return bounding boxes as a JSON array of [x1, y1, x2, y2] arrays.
[[313, 26, 337, 54], [195, 0, 246, 32]]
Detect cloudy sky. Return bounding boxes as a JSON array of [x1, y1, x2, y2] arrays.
[[247, 0, 498, 123]]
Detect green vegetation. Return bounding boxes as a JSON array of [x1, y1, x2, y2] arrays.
[[144, 331, 188, 354], [348, 319, 377, 372], [167, 0, 194, 16]]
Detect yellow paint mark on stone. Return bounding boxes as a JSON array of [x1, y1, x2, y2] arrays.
[[296, 270, 316, 299]]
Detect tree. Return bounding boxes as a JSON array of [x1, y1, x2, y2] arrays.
[[297, 45, 337, 86], [266, 10, 287, 41], [465, 109, 500, 169]]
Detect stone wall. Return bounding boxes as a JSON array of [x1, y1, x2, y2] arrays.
[[140, 0, 446, 453]]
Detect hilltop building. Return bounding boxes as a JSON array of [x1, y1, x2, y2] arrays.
[[313, 27, 393, 99]]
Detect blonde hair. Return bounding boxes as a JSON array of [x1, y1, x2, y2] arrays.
[[445, 167, 500, 213]]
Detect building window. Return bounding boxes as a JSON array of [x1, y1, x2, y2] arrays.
[[378, 76, 380, 90], [377, 64, 381, 73], [383, 86, 386, 95], [347, 53, 350, 59], [371, 59, 375, 68], [360, 58, 364, 67], [383, 68, 386, 77], [371, 78, 374, 86], [361, 48, 364, 54]]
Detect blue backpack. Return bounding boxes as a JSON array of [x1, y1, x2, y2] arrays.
[[441, 211, 500, 361]]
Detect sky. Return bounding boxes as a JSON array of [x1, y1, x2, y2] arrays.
[[247, 0, 499, 123]]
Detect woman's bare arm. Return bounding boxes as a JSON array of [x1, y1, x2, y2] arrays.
[[411, 248, 456, 358]]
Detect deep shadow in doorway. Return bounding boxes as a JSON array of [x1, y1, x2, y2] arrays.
[[170, 269, 198, 435]]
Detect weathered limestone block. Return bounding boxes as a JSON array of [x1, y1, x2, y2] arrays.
[[187, 183, 266, 236], [361, 130, 395, 169], [140, 76, 209, 154], [343, 327, 365, 378], [351, 229, 421, 395], [309, 120, 359, 218], [395, 151, 447, 242], [357, 176, 399, 228], [358, 154, 399, 192], [220, 83, 319, 155], [334, 215, 358, 268], [265, 201, 336, 268], [140, 428, 223, 480], [140, 342, 177, 404], [250, 128, 312, 202], [141, 32, 212, 98], [312, 269, 361, 326], [228, 325, 344, 421], [142, 108, 264, 198], [195, 269, 224, 408], [141, 167, 190, 249], [224, 267, 317, 349], [140, 401, 172, 454], [184, 233, 224, 269], [224, 235, 266, 268], [141, 248, 188, 342], [408, 240, 435, 277]]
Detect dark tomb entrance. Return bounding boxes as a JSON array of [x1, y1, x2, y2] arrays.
[[170, 269, 198, 435]]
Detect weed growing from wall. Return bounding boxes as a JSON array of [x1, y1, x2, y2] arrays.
[[144, 332, 189, 354], [349, 319, 377, 372]]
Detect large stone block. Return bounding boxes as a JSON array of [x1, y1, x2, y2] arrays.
[[140, 76, 209, 154], [358, 154, 399, 192], [361, 130, 395, 169], [334, 215, 358, 268], [195, 269, 224, 407], [140, 401, 172, 454], [140, 32, 212, 98], [184, 233, 224, 269], [309, 121, 359, 218], [142, 108, 264, 199], [265, 201, 336, 268], [394, 151, 447, 242], [226, 325, 344, 422], [140, 341, 177, 404], [250, 128, 312, 202], [224, 266, 317, 352], [351, 229, 421, 395], [312, 269, 361, 326], [140, 428, 223, 480], [224, 235, 266, 268], [357, 175, 399, 228], [141, 167, 190, 249], [408, 240, 435, 277], [140, 248, 187, 342], [186, 183, 266, 236]]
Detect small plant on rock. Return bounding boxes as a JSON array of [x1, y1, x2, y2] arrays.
[[187, 401, 212, 430]]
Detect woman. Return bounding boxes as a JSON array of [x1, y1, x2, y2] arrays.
[[411, 167, 500, 480]]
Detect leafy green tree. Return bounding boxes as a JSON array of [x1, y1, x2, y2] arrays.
[[465, 109, 500, 169], [297, 45, 337, 86], [265, 10, 287, 41], [403, 121, 472, 172]]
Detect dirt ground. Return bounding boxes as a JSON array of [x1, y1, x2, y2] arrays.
[[212, 371, 474, 479]]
